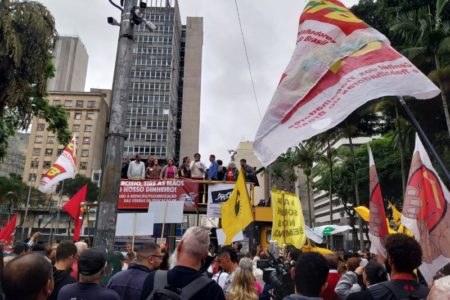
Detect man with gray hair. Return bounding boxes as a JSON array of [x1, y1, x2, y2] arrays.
[[107, 242, 163, 299], [140, 226, 225, 300]]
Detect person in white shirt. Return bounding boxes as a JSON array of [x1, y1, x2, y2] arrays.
[[190, 153, 207, 179], [127, 154, 145, 179]]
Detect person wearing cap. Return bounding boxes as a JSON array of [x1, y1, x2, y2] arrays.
[[57, 248, 120, 300], [107, 242, 163, 299]]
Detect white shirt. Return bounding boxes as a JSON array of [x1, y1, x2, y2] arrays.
[[127, 160, 145, 179]]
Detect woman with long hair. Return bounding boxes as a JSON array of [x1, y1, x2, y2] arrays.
[[227, 257, 258, 300]]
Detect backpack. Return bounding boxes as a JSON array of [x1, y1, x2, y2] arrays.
[[377, 281, 429, 300], [146, 270, 213, 300]]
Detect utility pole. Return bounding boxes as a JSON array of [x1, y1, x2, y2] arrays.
[[94, 0, 155, 250], [93, 0, 135, 250]]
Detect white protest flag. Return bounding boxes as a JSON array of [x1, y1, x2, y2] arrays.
[[305, 225, 324, 244], [401, 135, 450, 284], [312, 225, 352, 237], [254, 0, 440, 166], [39, 137, 77, 193]]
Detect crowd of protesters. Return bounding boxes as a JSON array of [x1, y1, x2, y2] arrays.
[[2, 230, 450, 299], [122, 152, 260, 184]]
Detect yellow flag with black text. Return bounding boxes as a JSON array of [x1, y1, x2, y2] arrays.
[[221, 169, 253, 245], [271, 190, 305, 249]]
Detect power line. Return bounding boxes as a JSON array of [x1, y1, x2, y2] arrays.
[[234, 0, 262, 120]]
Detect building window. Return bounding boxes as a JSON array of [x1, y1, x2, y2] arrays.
[[45, 148, 53, 156], [35, 135, 43, 143], [86, 112, 95, 120], [32, 148, 41, 156], [80, 162, 88, 170], [81, 150, 89, 157], [83, 137, 91, 145], [28, 173, 37, 182], [36, 123, 45, 131], [85, 125, 93, 132], [76, 100, 84, 108], [74, 113, 82, 120], [64, 100, 73, 107], [30, 160, 39, 168], [87, 101, 96, 108], [47, 136, 55, 144], [57, 148, 64, 155], [67, 112, 71, 119], [53, 99, 61, 106], [72, 125, 80, 132], [43, 161, 51, 169]]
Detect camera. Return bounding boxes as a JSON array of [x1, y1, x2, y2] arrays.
[[256, 251, 294, 300]]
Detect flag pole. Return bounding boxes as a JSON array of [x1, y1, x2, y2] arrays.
[[56, 180, 65, 241], [398, 97, 450, 184], [131, 213, 136, 251], [160, 201, 168, 242]]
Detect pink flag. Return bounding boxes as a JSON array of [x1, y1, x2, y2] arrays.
[[402, 135, 450, 283], [368, 145, 388, 257]]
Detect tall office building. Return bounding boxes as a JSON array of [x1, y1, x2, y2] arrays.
[[47, 36, 89, 92], [23, 89, 111, 188], [124, 0, 203, 163]]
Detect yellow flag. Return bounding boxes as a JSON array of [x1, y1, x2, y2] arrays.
[[354, 206, 370, 222], [271, 190, 306, 249], [389, 202, 402, 227], [221, 169, 253, 245]]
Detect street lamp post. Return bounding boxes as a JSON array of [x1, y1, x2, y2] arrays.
[[22, 157, 38, 240]]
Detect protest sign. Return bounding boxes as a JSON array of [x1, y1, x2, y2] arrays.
[[118, 179, 198, 210], [271, 190, 306, 249], [207, 183, 251, 218], [115, 212, 154, 236], [148, 200, 184, 223]]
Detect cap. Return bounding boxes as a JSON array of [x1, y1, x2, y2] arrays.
[[78, 248, 106, 276]]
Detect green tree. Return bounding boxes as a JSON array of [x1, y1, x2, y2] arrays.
[[57, 174, 99, 203], [390, 0, 450, 135], [0, 175, 48, 208], [0, 0, 70, 158]]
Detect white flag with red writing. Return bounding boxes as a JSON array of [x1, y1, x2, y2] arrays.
[[39, 137, 77, 193], [254, 0, 440, 166], [402, 135, 450, 284], [368, 145, 388, 258]]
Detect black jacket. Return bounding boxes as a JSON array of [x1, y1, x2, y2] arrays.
[[48, 268, 76, 300]]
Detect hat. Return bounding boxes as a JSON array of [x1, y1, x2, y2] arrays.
[[78, 248, 106, 276]]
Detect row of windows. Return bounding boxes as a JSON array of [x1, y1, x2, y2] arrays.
[[128, 94, 171, 103], [130, 82, 172, 91], [133, 46, 173, 55], [127, 107, 169, 115], [123, 146, 167, 156], [32, 148, 90, 157], [127, 120, 169, 129], [28, 161, 89, 181], [133, 35, 173, 44], [72, 125, 94, 132], [35, 136, 55, 144], [66, 112, 96, 120], [143, 13, 174, 22], [30, 160, 89, 170], [127, 132, 167, 142], [52, 99, 96, 109], [135, 24, 174, 34], [130, 70, 171, 79]]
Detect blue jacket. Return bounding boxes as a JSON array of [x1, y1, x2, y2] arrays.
[[106, 264, 152, 300], [207, 161, 219, 180]]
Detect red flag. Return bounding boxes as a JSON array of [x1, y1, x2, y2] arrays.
[[368, 145, 388, 257], [63, 185, 87, 241], [0, 215, 17, 243]]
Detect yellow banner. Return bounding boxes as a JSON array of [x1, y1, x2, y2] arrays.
[[271, 190, 306, 249]]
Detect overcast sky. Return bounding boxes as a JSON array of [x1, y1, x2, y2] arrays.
[[37, 0, 359, 164]]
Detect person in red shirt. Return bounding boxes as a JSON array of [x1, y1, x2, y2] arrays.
[[321, 253, 341, 300]]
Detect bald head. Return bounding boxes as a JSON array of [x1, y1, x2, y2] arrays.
[[2, 253, 53, 300], [181, 226, 210, 260]]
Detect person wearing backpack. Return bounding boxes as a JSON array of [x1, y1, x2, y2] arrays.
[[140, 226, 225, 300], [363, 234, 429, 300]]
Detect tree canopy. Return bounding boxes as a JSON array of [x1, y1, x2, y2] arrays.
[[0, 0, 70, 159]]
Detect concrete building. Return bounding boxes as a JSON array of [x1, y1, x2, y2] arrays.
[[124, 0, 203, 163], [0, 132, 29, 178], [47, 36, 89, 92], [22, 89, 111, 188]]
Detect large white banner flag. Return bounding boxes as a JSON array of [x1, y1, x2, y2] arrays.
[[39, 137, 77, 193], [402, 135, 450, 284], [254, 0, 440, 166]]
